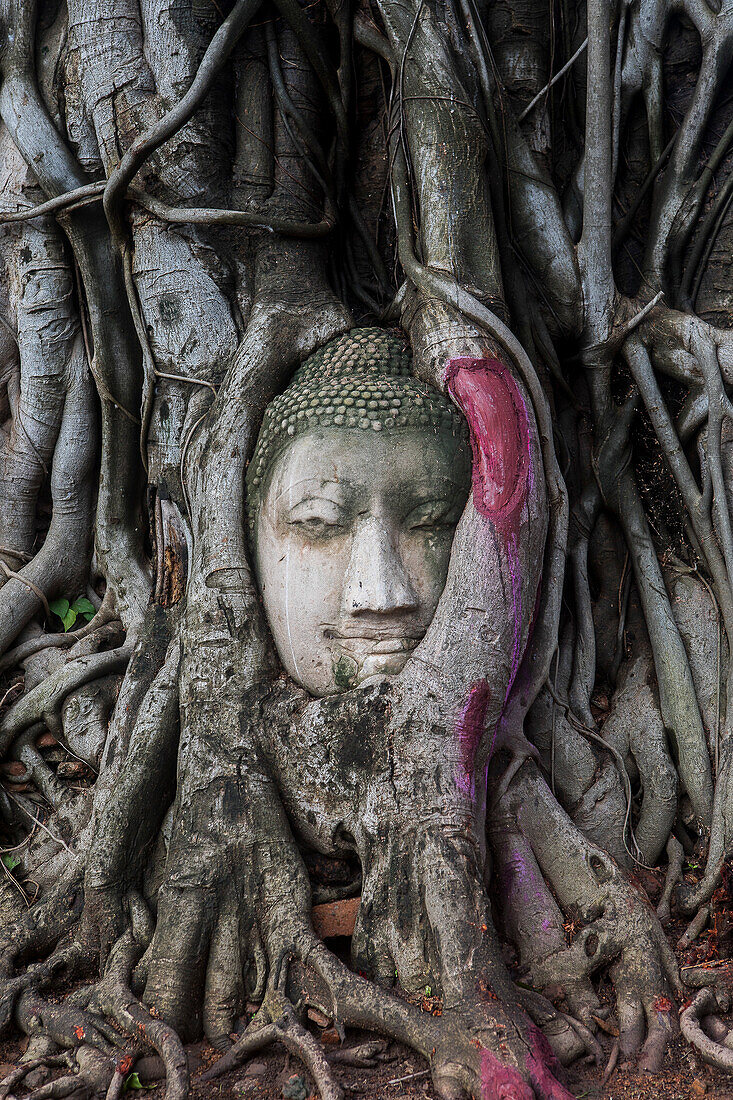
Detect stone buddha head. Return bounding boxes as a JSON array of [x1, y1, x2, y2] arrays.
[[247, 328, 471, 696]]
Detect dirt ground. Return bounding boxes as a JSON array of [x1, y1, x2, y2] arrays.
[[1, 864, 733, 1098], [4, 1024, 733, 1100]]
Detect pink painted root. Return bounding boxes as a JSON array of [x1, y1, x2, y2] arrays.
[[480, 1049, 535, 1100], [526, 1028, 577, 1100], [457, 680, 491, 793], [446, 357, 535, 769], [444, 358, 532, 540]]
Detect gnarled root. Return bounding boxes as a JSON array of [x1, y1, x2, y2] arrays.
[[0, 1054, 72, 1100], [137, 720, 575, 1100], [6, 1046, 113, 1100], [203, 998, 343, 1100], [95, 929, 188, 1100], [491, 759, 681, 1073], [681, 987, 733, 1072]]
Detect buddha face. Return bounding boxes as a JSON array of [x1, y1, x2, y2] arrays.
[[252, 426, 470, 696]]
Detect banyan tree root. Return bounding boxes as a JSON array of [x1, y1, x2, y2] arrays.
[[681, 988, 733, 1073], [101, 660, 576, 1100], [657, 837, 685, 925], [202, 998, 344, 1100], [2, 890, 579, 1100], [0, 1054, 72, 1100], [5, 1046, 114, 1100], [489, 760, 681, 1073], [2, 0, 733, 1094]]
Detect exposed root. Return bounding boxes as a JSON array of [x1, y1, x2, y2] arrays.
[[656, 836, 684, 925], [203, 997, 343, 1099], [97, 932, 188, 1100], [515, 987, 602, 1066], [557, 1014, 603, 1066], [103, 1069, 125, 1100], [681, 987, 733, 1072], [681, 963, 733, 988], [326, 1040, 392, 1067], [0, 593, 120, 678], [493, 760, 681, 1074], [678, 905, 711, 950], [15, 989, 119, 1055], [0, 647, 132, 758], [199, 1020, 279, 1082], [0, 1054, 72, 1100], [601, 1040, 619, 1086], [0, 5, 731, 1100], [0, 882, 85, 997], [13, 1046, 113, 1100]]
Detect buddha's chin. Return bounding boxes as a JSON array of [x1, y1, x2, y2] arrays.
[[358, 651, 411, 680], [327, 646, 414, 691]]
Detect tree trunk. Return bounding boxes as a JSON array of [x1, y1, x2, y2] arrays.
[[1, 0, 733, 1097]]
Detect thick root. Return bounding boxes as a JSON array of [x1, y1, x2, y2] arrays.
[[494, 760, 681, 1072], [681, 987, 733, 1072], [97, 932, 188, 1100]]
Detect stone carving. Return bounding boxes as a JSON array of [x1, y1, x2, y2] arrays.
[[247, 328, 471, 695]]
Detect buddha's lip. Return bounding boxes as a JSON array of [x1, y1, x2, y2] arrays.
[[323, 626, 424, 646]]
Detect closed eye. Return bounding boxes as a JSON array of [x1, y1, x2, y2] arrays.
[[281, 494, 348, 536], [287, 515, 345, 537], [405, 500, 462, 530]]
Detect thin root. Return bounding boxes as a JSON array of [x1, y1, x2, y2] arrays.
[[601, 1039, 619, 1085], [657, 836, 684, 925], [202, 1001, 343, 1099], [681, 988, 733, 1072], [678, 905, 710, 950], [0, 1054, 72, 1100]]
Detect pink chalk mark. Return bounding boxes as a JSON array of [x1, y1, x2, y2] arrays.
[[475, 1014, 574, 1098], [480, 1049, 534, 1100], [525, 1028, 577, 1100], [456, 681, 492, 795], [445, 358, 532, 539], [476, 1033, 574, 1100], [446, 358, 536, 770]]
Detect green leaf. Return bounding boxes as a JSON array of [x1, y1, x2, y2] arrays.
[[71, 597, 96, 616], [61, 608, 77, 632], [49, 598, 70, 621], [2, 854, 20, 871], [123, 1073, 155, 1092]]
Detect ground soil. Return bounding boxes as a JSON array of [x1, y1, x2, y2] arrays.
[[4, 1024, 733, 1099], [2, 828, 733, 1097]]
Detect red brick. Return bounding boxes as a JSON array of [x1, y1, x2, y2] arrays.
[[311, 896, 360, 939]]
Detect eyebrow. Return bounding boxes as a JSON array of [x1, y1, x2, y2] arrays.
[[271, 470, 467, 510], [272, 477, 345, 506], [398, 477, 467, 497]]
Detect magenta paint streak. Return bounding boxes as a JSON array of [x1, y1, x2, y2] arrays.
[[445, 357, 532, 538], [456, 681, 492, 795], [476, 1017, 573, 1098], [525, 1029, 577, 1100], [446, 358, 534, 770], [480, 1049, 534, 1100]]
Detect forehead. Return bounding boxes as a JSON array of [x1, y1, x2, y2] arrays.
[[265, 426, 468, 500]]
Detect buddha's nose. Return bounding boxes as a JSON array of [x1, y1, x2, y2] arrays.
[[342, 516, 419, 615]]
